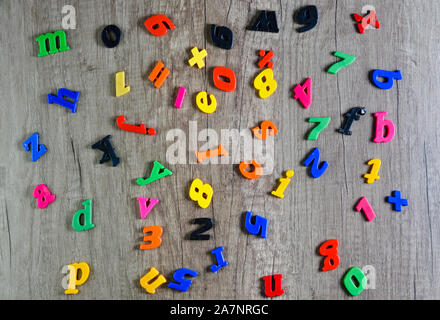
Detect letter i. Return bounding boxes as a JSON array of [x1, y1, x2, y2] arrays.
[[271, 170, 294, 199]]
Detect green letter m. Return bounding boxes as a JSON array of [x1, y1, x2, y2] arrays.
[[35, 30, 70, 57]]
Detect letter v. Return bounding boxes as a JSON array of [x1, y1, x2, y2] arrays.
[[136, 161, 173, 186], [137, 197, 159, 219]]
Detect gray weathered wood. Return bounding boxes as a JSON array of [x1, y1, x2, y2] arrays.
[[0, 0, 439, 299]]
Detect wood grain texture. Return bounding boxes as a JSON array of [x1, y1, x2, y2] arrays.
[[1, 0, 439, 300]]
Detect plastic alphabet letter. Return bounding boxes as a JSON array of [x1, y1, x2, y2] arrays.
[[252, 121, 278, 140], [247, 11, 279, 33], [92, 135, 120, 166], [195, 145, 228, 163], [174, 87, 186, 109], [33, 184, 56, 209], [137, 197, 159, 219], [195, 91, 217, 113], [263, 274, 284, 297], [293, 78, 312, 109], [307, 117, 331, 140], [116, 115, 155, 135], [189, 218, 214, 240], [63, 262, 90, 295], [22, 132, 47, 162], [244, 211, 268, 238], [72, 199, 94, 231], [371, 69, 402, 90], [303, 148, 328, 178], [386, 190, 408, 212], [140, 267, 167, 294], [319, 239, 340, 272], [140, 226, 163, 250], [213, 66, 236, 92], [337, 107, 367, 135], [188, 47, 208, 69], [271, 170, 294, 199], [35, 30, 70, 57], [295, 6, 318, 33], [355, 197, 376, 222], [168, 268, 198, 292], [101, 25, 122, 48], [189, 178, 213, 209], [48, 88, 80, 113], [353, 10, 380, 34], [239, 160, 263, 180], [373, 112, 395, 143], [61, 5, 76, 30], [148, 61, 170, 89], [253, 68, 277, 99], [144, 14, 175, 37], [115, 71, 130, 97], [327, 51, 356, 74], [343, 267, 366, 296], [136, 161, 172, 186], [363, 159, 381, 184], [210, 246, 228, 273], [210, 25, 233, 50]]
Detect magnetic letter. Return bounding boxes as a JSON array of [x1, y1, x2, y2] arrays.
[[343, 267, 366, 296], [363, 158, 381, 184], [213, 66, 236, 92], [22, 132, 47, 162], [319, 239, 340, 272], [137, 197, 159, 219], [263, 274, 284, 297], [92, 135, 120, 166], [35, 30, 70, 57], [293, 78, 312, 109], [61, 5, 76, 30], [307, 117, 331, 140], [303, 148, 328, 178], [373, 112, 395, 143], [371, 69, 402, 90], [244, 211, 268, 238], [210, 246, 228, 273], [115, 71, 130, 97], [247, 11, 279, 33], [72, 199, 94, 231], [210, 25, 233, 50], [355, 197, 376, 221], [140, 267, 167, 294], [140, 226, 163, 250], [101, 25, 122, 48], [63, 262, 90, 295], [33, 184, 56, 209], [47, 88, 80, 113], [196, 91, 217, 114], [271, 170, 294, 199], [239, 160, 263, 180], [295, 6, 318, 33], [189, 178, 213, 209], [137, 161, 173, 186], [337, 107, 366, 135], [327, 51, 356, 74], [144, 14, 175, 37], [168, 268, 198, 292]]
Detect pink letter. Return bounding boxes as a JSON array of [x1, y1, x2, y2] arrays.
[[373, 112, 395, 143], [355, 197, 376, 221], [33, 184, 56, 209], [174, 87, 186, 109], [137, 197, 159, 219]]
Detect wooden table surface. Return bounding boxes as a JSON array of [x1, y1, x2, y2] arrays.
[[1, 0, 439, 300]]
